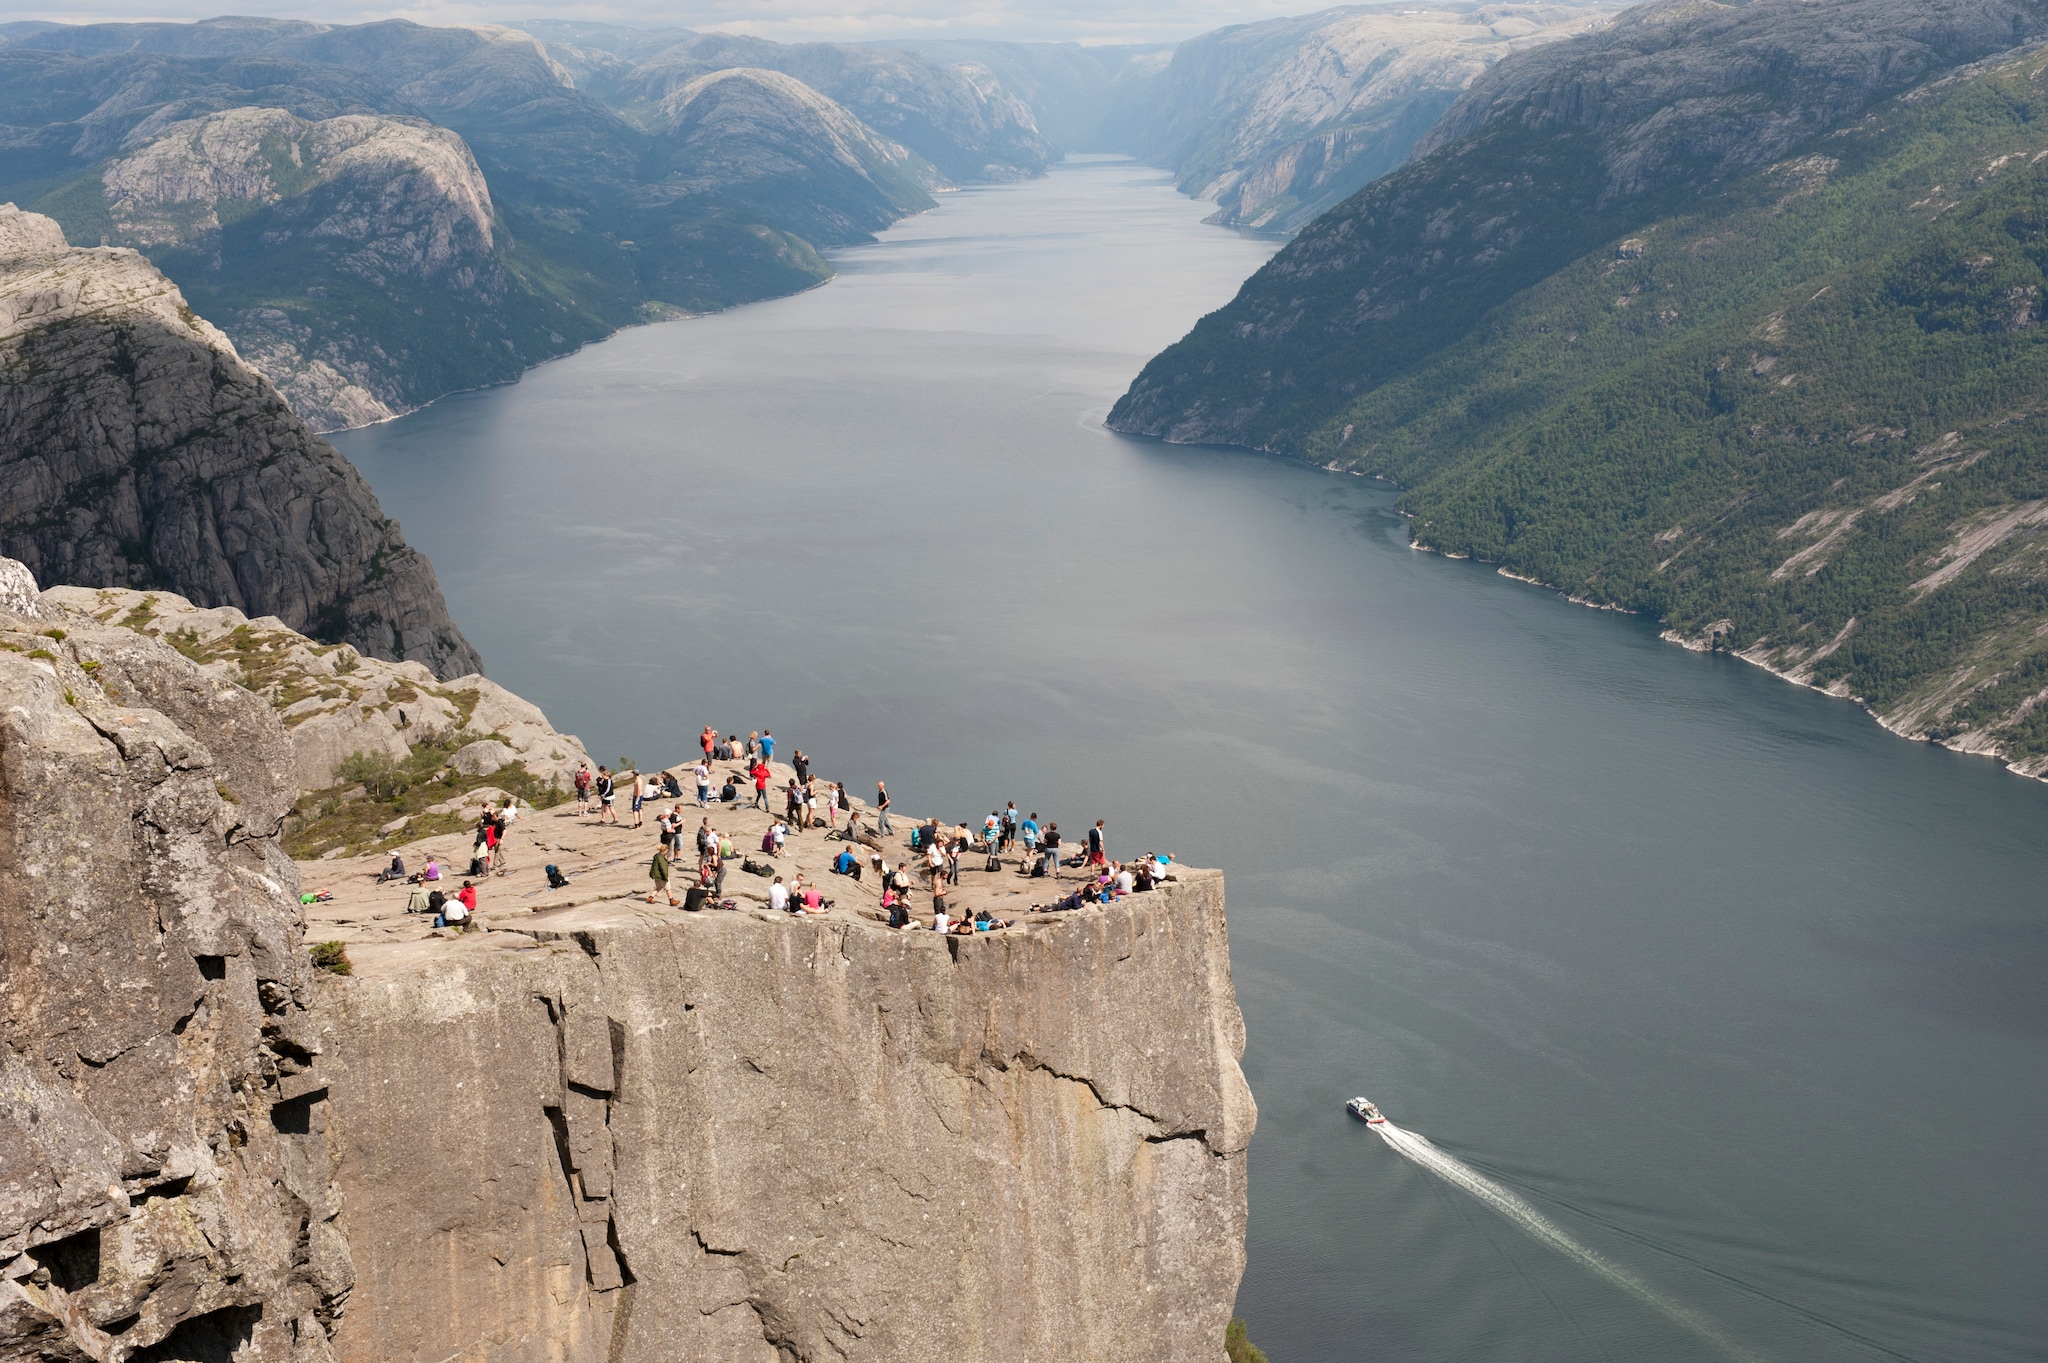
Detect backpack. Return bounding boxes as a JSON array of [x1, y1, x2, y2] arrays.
[[1029, 855, 1047, 879], [427, 889, 447, 913], [545, 865, 569, 889]]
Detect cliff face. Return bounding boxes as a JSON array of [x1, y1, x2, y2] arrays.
[[0, 569, 350, 1363], [0, 206, 482, 680], [0, 554, 1255, 1362], [318, 878, 1251, 1363], [1107, 2, 1614, 232]]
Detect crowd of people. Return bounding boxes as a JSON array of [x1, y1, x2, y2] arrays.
[[389, 726, 1177, 938]]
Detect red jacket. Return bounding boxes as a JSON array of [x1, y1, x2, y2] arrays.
[[752, 762, 771, 790]]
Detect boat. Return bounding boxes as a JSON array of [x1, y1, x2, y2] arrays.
[[1346, 1096, 1386, 1125]]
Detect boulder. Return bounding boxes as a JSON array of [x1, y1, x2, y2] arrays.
[[447, 739, 517, 777]]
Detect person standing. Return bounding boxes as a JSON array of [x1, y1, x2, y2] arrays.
[[648, 844, 678, 906], [1001, 802, 1019, 853], [1087, 819, 1106, 868], [875, 781, 892, 835], [751, 759, 771, 810], [1020, 812, 1040, 874], [630, 774, 647, 828], [1043, 822, 1062, 880], [745, 731, 760, 759], [694, 759, 712, 808], [596, 767, 619, 825], [700, 725, 716, 759], [574, 761, 592, 817], [759, 730, 776, 764]]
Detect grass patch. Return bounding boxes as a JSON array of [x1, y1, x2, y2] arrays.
[[308, 941, 353, 976], [283, 734, 569, 860]]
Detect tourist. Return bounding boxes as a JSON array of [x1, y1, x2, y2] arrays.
[[1043, 822, 1062, 880], [885, 888, 910, 929], [751, 759, 772, 810], [722, 734, 738, 760], [1088, 819, 1106, 868], [1019, 812, 1039, 872], [1115, 862, 1135, 895], [745, 731, 760, 758], [596, 767, 619, 824], [720, 773, 739, 803], [648, 843, 678, 906], [1002, 802, 1019, 853], [630, 773, 647, 828], [700, 725, 716, 759], [694, 758, 711, 807], [574, 761, 592, 816], [420, 855, 441, 883], [792, 748, 810, 783], [377, 853, 406, 884], [785, 780, 804, 831], [931, 878, 951, 931], [875, 780, 892, 834], [759, 729, 776, 763], [770, 818, 788, 853], [768, 875, 790, 912], [832, 846, 861, 879]]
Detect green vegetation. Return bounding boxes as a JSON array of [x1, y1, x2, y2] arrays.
[[1125, 46, 2048, 762], [308, 941, 353, 976], [284, 734, 568, 860], [1225, 1317, 1268, 1363]]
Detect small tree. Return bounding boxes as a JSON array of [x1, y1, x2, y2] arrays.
[[1225, 1318, 1267, 1363]]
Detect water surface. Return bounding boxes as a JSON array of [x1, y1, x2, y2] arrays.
[[336, 157, 2048, 1363]]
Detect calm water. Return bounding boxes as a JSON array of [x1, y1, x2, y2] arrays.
[[335, 157, 2048, 1363]]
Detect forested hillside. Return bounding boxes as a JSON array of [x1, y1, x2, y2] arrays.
[[1112, 0, 2048, 773]]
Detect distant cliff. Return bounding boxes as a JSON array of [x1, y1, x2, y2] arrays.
[[0, 556, 1254, 1362], [0, 205, 482, 678]]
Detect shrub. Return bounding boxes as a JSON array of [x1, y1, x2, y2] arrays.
[[335, 750, 409, 803], [1225, 1319, 1267, 1363], [309, 941, 352, 976]]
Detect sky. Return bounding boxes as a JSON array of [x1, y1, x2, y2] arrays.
[[0, 0, 1344, 43]]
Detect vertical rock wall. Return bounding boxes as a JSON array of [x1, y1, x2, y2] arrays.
[[318, 880, 1253, 1363], [0, 584, 351, 1362]]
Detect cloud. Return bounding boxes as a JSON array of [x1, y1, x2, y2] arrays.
[[2, 0, 1329, 44]]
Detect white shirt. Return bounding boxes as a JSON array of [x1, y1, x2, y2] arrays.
[[933, 910, 949, 933], [501, 802, 519, 825], [769, 883, 789, 911], [1116, 870, 1134, 894], [694, 764, 709, 785]]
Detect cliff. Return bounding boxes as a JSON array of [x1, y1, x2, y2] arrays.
[[0, 206, 482, 680], [0, 557, 1254, 1361], [1106, 2, 1615, 232], [0, 565, 351, 1363]]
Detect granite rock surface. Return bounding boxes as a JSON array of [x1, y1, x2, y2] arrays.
[[0, 206, 482, 680]]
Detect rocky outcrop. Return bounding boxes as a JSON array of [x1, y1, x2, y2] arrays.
[[1108, 3, 1614, 232], [0, 206, 482, 679], [317, 875, 1251, 1363], [0, 553, 1255, 1361], [0, 568, 349, 1363], [40, 584, 588, 795]]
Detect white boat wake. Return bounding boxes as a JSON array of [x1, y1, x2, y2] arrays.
[[1373, 1119, 1763, 1362]]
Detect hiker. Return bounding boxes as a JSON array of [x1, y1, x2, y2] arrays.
[[745, 731, 760, 758], [1087, 819, 1107, 868], [884, 886, 910, 929], [630, 774, 648, 828], [406, 882, 433, 914], [648, 844, 678, 906], [792, 749, 810, 784], [596, 767, 619, 824], [832, 846, 862, 880], [376, 853, 406, 884], [1043, 822, 1062, 881], [759, 730, 776, 763], [719, 734, 738, 760], [931, 879, 952, 931], [875, 781, 892, 835], [769, 876, 790, 912], [413, 855, 441, 884], [700, 725, 716, 759], [1019, 812, 1039, 872], [694, 759, 711, 807], [574, 761, 592, 816], [720, 773, 739, 803], [751, 760, 771, 811], [1001, 802, 1019, 853], [1115, 862, 1135, 895], [660, 769, 683, 799]]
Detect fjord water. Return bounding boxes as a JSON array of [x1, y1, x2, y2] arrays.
[[335, 157, 2048, 1363]]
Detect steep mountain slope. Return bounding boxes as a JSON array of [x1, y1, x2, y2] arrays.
[[0, 17, 1048, 431], [1106, 3, 1614, 231], [0, 204, 481, 677], [601, 34, 1055, 183], [1113, 0, 2048, 773], [891, 39, 1169, 151]]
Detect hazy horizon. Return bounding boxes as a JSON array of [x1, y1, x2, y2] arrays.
[[0, 0, 1370, 45]]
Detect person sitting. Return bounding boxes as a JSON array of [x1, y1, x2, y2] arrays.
[[1132, 861, 1156, 893], [720, 777, 739, 803], [768, 877, 791, 913], [799, 883, 826, 913], [546, 864, 570, 889], [769, 820, 788, 853], [661, 770, 683, 799], [832, 848, 860, 879], [1115, 864, 1135, 896], [406, 884, 434, 915], [376, 854, 407, 884], [409, 856, 441, 885]]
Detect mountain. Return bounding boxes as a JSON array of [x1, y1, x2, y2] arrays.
[[884, 39, 1170, 152], [1112, 0, 2048, 773], [595, 34, 1055, 184], [0, 203, 481, 677], [0, 17, 1053, 432], [1103, 3, 1615, 231]]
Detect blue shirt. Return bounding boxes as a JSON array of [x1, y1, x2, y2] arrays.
[[760, 735, 775, 760], [1021, 819, 1039, 840]]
